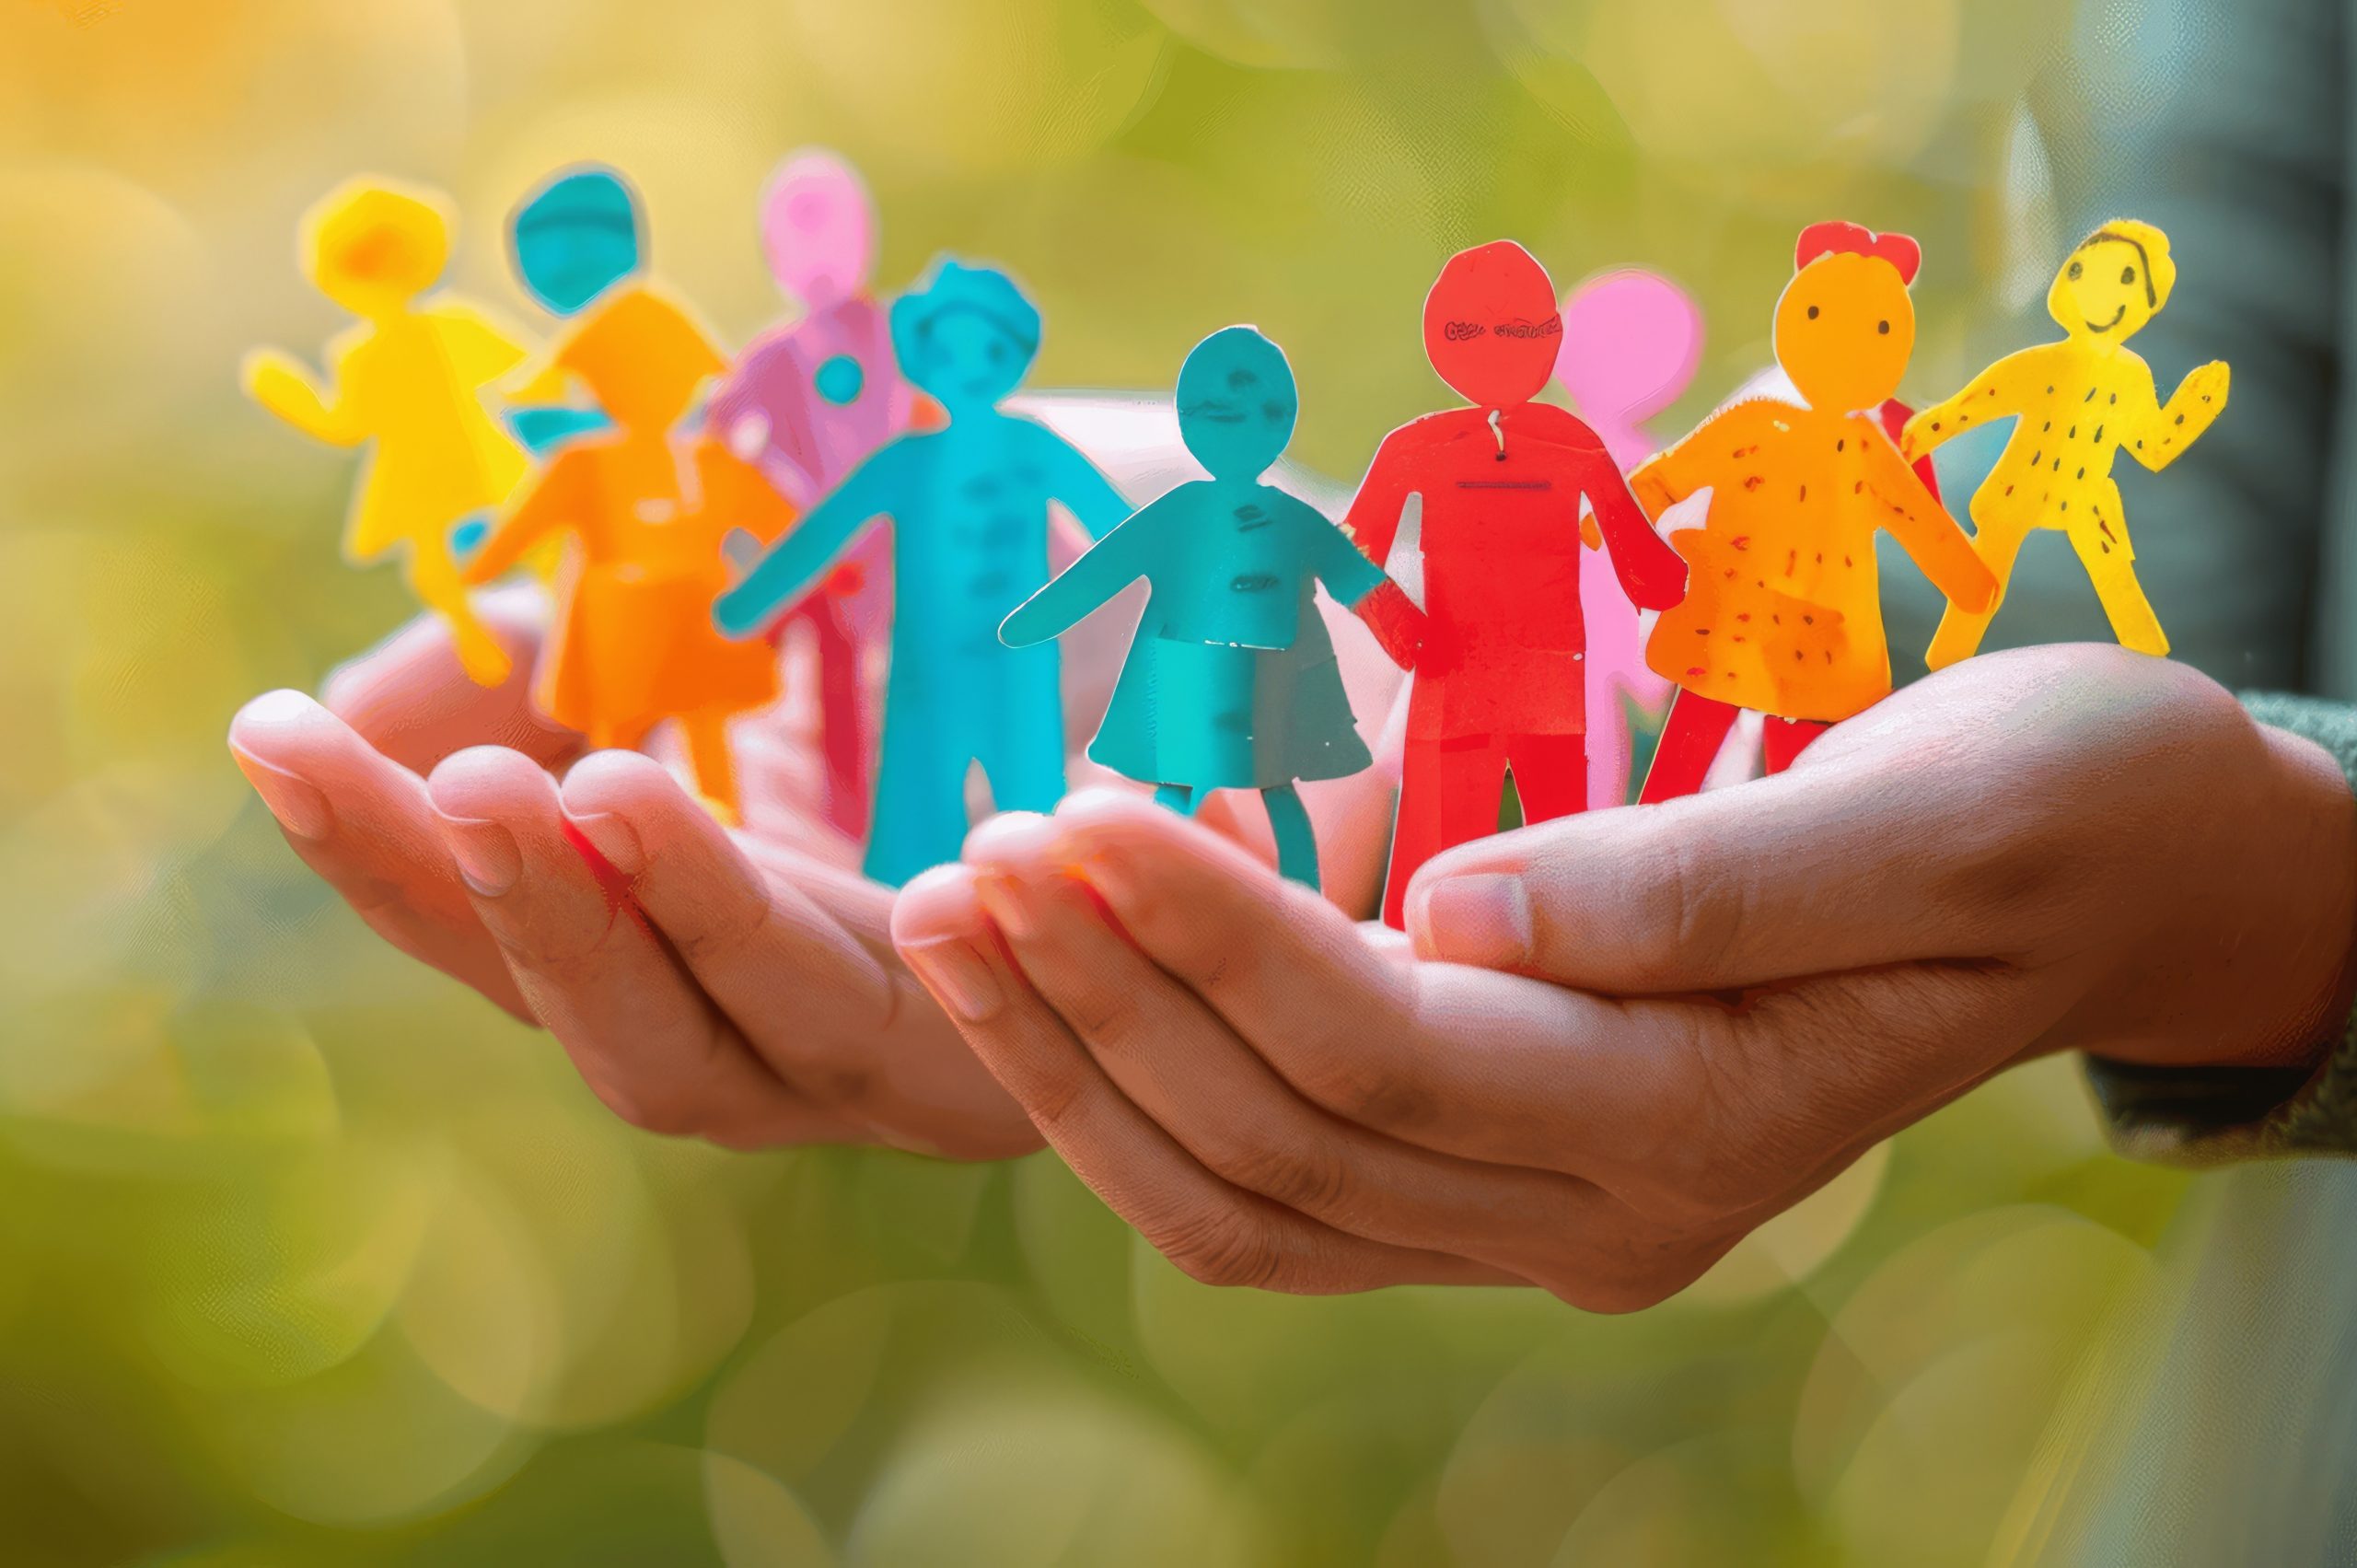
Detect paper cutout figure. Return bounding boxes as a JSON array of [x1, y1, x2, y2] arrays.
[[714, 257, 1132, 887], [1555, 269, 1704, 807], [502, 165, 642, 458], [1001, 327, 1410, 889], [1342, 240, 1689, 928], [1904, 220, 2229, 666], [703, 150, 919, 842], [1631, 222, 1998, 804], [242, 178, 535, 686], [460, 352, 787, 819]]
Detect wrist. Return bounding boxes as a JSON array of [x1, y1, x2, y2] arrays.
[[2238, 722, 2357, 1070]]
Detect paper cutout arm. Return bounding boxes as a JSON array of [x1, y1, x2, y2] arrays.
[[999, 493, 1172, 649], [2129, 358, 2231, 472], [1337, 430, 1428, 668], [1859, 427, 1999, 614], [1032, 424, 1132, 540], [241, 344, 364, 447], [1899, 348, 2043, 461], [1289, 493, 1387, 612], [462, 449, 589, 587], [1563, 441, 1685, 611], [435, 304, 536, 387], [714, 443, 900, 637], [694, 438, 799, 550]]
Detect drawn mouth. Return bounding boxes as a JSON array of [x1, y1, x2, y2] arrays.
[[2085, 306, 2127, 334]]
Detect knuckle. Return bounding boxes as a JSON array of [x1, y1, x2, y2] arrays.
[[1214, 1131, 1353, 1219], [1155, 1208, 1282, 1290]]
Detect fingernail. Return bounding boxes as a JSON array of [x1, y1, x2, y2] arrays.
[[230, 748, 333, 842], [973, 873, 1040, 943], [1412, 873, 1532, 966], [569, 811, 645, 876], [902, 938, 1004, 1023], [437, 815, 521, 898]]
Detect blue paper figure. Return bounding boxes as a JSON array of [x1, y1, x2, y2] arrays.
[[505, 165, 642, 456], [1000, 327, 1399, 890], [714, 257, 1132, 887]]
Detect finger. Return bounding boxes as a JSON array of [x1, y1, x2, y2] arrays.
[[958, 815, 1628, 1295], [1401, 733, 2033, 993], [892, 877, 1520, 1295], [424, 745, 841, 1148], [323, 586, 582, 777], [558, 751, 1034, 1158], [228, 689, 533, 1021], [1015, 791, 1771, 1182]]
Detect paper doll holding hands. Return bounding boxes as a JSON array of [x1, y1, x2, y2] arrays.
[[1904, 219, 2230, 666], [1000, 326, 1411, 890], [243, 179, 535, 685], [714, 258, 1132, 887]]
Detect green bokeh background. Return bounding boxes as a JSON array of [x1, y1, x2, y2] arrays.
[[0, 0, 2196, 1562]]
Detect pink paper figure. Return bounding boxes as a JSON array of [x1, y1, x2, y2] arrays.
[[1554, 269, 1705, 807], [705, 150, 918, 842]]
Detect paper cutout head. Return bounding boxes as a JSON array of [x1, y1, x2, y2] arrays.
[[299, 179, 454, 319], [1422, 240, 1562, 410], [761, 149, 877, 311], [2048, 219, 2175, 343], [1176, 326, 1298, 481], [888, 257, 1041, 412], [1775, 221, 1920, 415], [509, 165, 644, 317], [1555, 269, 1703, 431]]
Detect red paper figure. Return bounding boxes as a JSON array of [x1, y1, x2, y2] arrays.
[[1344, 240, 1689, 928]]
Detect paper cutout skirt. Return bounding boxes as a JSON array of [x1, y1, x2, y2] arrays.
[[1089, 624, 1371, 792]]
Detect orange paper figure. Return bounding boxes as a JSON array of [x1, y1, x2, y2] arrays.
[[1904, 220, 2229, 667], [1633, 223, 1998, 803], [243, 179, 535, 686], [462, 289, 787, 819]]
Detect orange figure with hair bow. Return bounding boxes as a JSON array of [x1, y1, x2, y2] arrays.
[[1633, 222, 1998, 801], [243, 178, 536, 686], [462, 285, 790, 820], [1904, 220, 2229, 667]]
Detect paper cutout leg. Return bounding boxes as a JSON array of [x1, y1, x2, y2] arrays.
[[1762, 715, 1827, 775], [1925, 512, 2034, 671], [1638, 691, 1743, 805], [1384, 738, 1511, 928], [975, 662, 1070, 818], [682, 711, 741, 825], [407, 538, 512, 685], [1261, 785, 1318, 889], [866, 715, 975, 889], [806, 594, 872, 839], [1502, 733, 1589, 825]]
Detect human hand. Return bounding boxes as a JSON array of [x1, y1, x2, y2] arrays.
[[227, 587, 1039, 1156], [889, 646, 2356, 1305]]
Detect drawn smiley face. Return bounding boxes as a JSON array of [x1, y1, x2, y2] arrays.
[[2049, 232, 2159, 341]]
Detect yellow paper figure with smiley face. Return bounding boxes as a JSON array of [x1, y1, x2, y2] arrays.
[[1904, 221, 2230, 667]]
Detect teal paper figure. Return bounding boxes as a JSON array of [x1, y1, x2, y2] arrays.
[[1000, 327, 1404, 891], [503, 165, 642, 457], [714, 257, 1132, 887]]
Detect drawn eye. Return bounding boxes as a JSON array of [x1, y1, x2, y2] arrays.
[[1877, 319, 1890, 334], [987, 341, 1007, 363], [2120, 266, 2137, 285], [2068, 261, 2084, 280], [1805, 305, 1819, 320]]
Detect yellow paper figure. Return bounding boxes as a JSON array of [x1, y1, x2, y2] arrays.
[[1904, 220, 2230, 666], [242, 179, 535, 685]]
